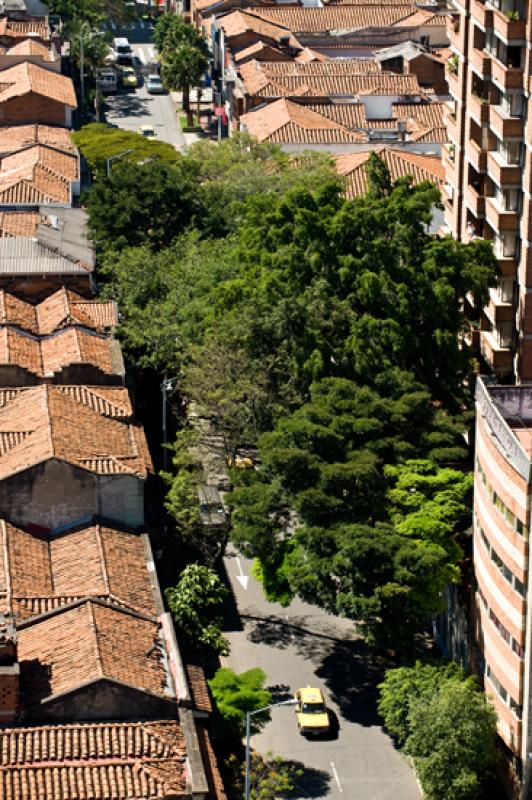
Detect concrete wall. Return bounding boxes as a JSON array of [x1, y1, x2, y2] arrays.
[[23, 678, 176, 723], [0, 460, 144, 530]]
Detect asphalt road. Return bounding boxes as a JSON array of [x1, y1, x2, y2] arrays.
[[103, 43, 186, 151], [222, 547, 421, 800]]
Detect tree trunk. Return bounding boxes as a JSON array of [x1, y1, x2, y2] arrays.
[[196, 87, 202, 125], [183, 86, 193, 126]]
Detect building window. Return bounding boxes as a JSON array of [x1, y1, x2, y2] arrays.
[[490, 608, 511, 644], [486, 664, 508, 702], [475, 512, 527, 598], [501, 139, 523, 164], [496, 232, 518, 258], [476, 460, 526, 537]]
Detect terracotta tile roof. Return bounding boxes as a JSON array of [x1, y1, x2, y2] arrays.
[[0, 520, 157, 621], [0, 385, 152, 480], [0, 326, 120, 377], [249, 6, 415, 33], [0, 211, 41, 237], [234, 40, 285, 63], [335, 146, 444, 199], [240, 59, 420, 98], [0, 720, 187, 800], [295, 47, 328, 63], [0, 124, 75, 156], [0, 61, 76, 107], [18, 600, 171, 705], [186, 664, 213, 714], [216, 10, 301, 49], [0, 16, 49, 42], [303, 102, 367, 129], [393, 101, 447, 142], [0, 288, 116, 333], [0, 144, 78, 205], [5, 38, 54, 58], [196, 724, 227, 800], [241, 97, 365, 143], [395, 9, 448, 27]]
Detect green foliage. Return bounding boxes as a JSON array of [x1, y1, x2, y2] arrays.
[[66, 20, 111, 70], [379, 662, 497, 800], [165, 564, 229, 657], [85, 158, 200, 251], [208, 667, 271, 736], [163, 429, 229, 564], [154, 15, 209, 124], [49, 0, 133, 24], [73, 123, 180, 174]]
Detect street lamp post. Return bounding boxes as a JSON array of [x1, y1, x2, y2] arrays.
[[79, 24, 104, 117], [244, 699, 298, 800], [161, 376, 178, 468], [106, 149, 134, 177]]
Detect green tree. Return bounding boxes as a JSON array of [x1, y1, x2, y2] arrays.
[[406, 681, 497, 800], [208, 667, 271, 736], [73, 123, 180, 174], [85, 159, 201, 250], [378, 662, 497, 800], [66, 19, 111, 71], [152, 13, 190, 52], [49, 0, 134, 24], [378, 660, 466, 745], [165, 564, 229, 657], [225, 753, 303, 800], [161, 38, 209, 125]]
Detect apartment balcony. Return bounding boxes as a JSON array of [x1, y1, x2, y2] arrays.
[[466, 139, 487, 172], [444, 108, 460, 143], [492, 6, 526, 41], [465, 184, 486, 217], [491, 58, 524, 90], [471, 0, 493, 27], [486, 150, 521, 184], [442, 142, 459, 186], [490, 104, 523, 138], [470, 47, 491, 79], [485, 195, 520, 231], [486, 288, 514, 324], [468, 94, 490, 125], [447, 66, 461, 99], [480, 329, 513, 373], [447, 17, 462, 50], [496, 254, 517, 277]]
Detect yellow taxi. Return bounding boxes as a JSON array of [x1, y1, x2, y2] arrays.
[[295, 687, 330, 736]]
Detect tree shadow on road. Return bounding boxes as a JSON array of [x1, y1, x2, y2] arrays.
[[244, 614, 386, 728], [285, 761, 332, 799], [104, 93, 152, 118], [316, 639, 387, 728]]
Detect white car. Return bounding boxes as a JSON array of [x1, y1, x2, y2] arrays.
[[146, 74, 164, 94], [138, 124, 156, 139]]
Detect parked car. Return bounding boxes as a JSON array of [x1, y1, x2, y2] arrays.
[[121, 66, 138, 88], [295, 688, 330, 736], [146, 73, 164, 94], [198, 486, 227, 529], [96, 68, 117, 94], [138, 124, 156, 139], [113, 37, 133, 65]]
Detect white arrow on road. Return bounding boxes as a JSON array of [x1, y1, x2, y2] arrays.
[[235, 557, 249, 590]]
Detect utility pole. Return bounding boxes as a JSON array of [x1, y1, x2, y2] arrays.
[[161, 377, 178, 468]]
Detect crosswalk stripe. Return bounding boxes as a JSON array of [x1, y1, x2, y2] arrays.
[[136, 48, 147, 65], [146, 47, 155, 62], [110, 20, 117, 29]]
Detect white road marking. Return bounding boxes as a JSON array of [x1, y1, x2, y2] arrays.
[[235, 557, 249, 590], [146, 46, 155, 63], [330, 762, 343, 793], [136, 48, 147, 65], [110, 20, 117, 29]]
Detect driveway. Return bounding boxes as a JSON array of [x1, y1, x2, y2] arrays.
[[104, 43, 186, 151], [222, 547, 421, 800]]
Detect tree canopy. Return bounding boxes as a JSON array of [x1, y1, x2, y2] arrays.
[[73, 123, 180, 174], [165, 563, 229, 657], [208, 668, 272, 736], [87, 147, 497, 650], [378, 662, 497, 800]]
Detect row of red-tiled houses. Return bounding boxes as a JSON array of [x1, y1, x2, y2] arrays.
[[0, 6, 225, 800]]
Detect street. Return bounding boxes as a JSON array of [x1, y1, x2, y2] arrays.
[[103, 35, 186, 150], [222, 548, 421, 800]]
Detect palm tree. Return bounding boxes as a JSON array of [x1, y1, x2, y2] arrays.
[[161, 39, 209, 127]]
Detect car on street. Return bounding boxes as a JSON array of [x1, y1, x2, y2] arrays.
[[138, 124, 156, 139], [198, 485, 228, 529], [112, 37, 133, 65], [295, 687, 330, 736], [120, 66, 138, 89], [96, 68, 117, 94], [146, 73, 164, 94]]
